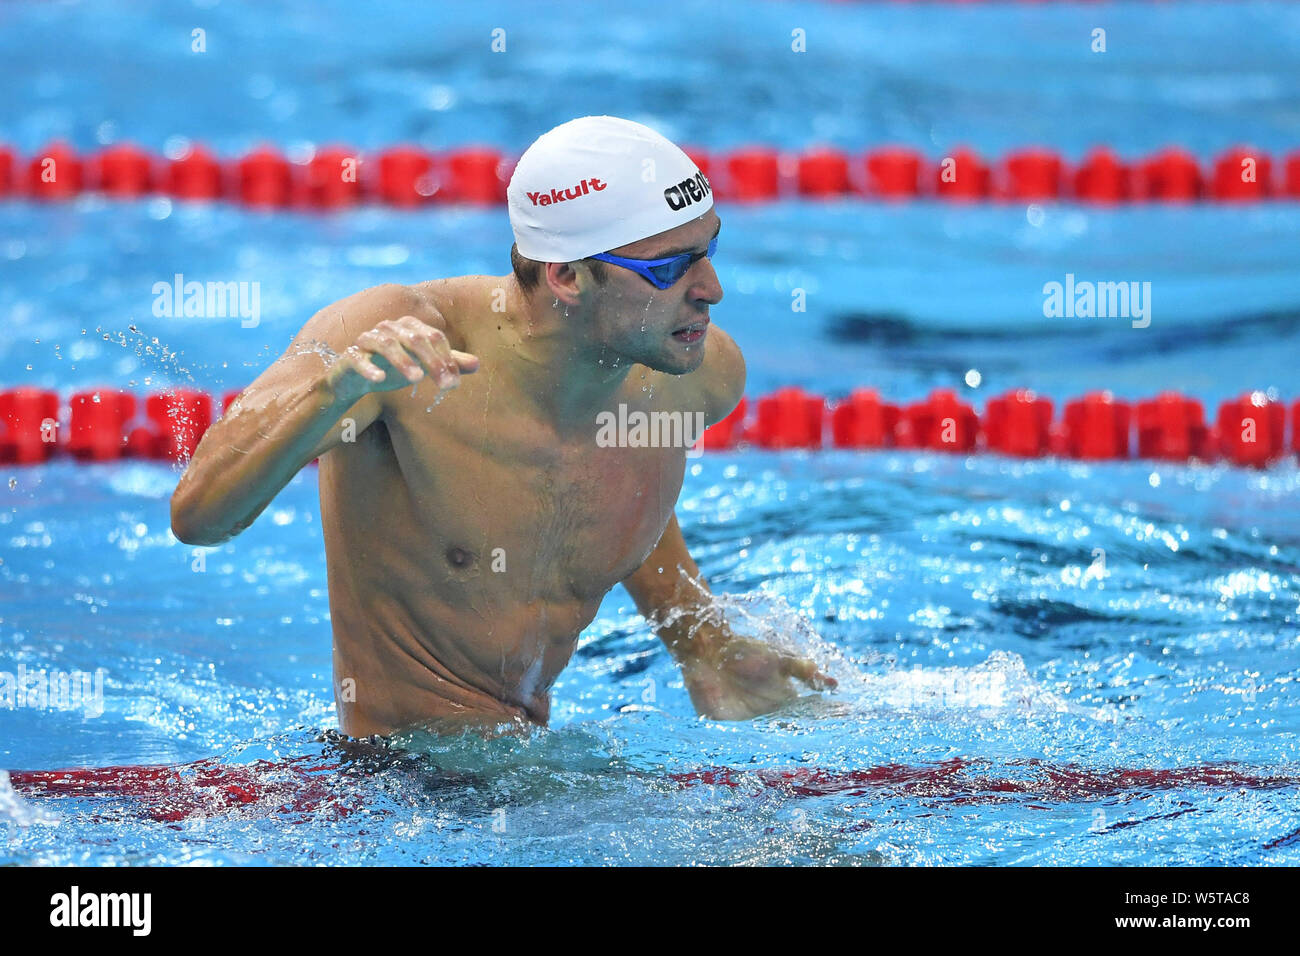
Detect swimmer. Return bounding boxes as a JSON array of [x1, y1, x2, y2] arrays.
[[171, 116, 836, 737]]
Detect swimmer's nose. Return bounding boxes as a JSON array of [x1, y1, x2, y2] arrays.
[[689, 257, 723, 306]]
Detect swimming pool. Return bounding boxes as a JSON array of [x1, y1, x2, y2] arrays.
[[3, 0, 1300, 865]]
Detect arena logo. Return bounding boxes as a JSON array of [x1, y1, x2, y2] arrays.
[[0, 664, 105, 718], [663, 171, 712, 211], [152, 273, 261, 328], [1042, 273, 1151, 328], [526, 177, 607, 206], [49, 886, 151, 936], [595, 403, 707, 457]]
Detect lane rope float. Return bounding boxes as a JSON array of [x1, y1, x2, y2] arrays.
[[1, 385, 1295, 468], [3, 141, 1298, 206]]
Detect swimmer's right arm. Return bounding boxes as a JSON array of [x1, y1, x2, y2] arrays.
[[170, 282, 479, 546]]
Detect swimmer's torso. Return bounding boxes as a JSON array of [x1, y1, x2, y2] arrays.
[[317, 277, 691, 736]]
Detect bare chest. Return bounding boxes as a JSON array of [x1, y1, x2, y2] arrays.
[[383, 396, 687, 601]]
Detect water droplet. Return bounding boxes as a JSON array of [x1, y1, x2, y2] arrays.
[[7, 478, 16, 490]]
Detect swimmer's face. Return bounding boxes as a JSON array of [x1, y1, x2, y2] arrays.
[[581, 210, 723, 375]]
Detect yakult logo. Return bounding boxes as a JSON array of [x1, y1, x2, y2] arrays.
[[527, 177, 606, 206], [663, 171, 711, 211]]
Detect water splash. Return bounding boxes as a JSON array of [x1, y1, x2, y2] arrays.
[[651, 578, 1113, 721], [0, 770, 60, 828], [288, 339, 339, 366], [652, 579, 879, 682], [96, 322, 197, 382]]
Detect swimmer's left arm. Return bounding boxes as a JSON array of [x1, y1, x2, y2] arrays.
[[622, 513, 837, 721], [622, 513, 712, 662]]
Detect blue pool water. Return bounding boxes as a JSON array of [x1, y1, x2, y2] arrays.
[[3, 0, 1300, 865]]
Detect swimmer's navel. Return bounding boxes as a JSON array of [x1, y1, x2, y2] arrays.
[[446, 546, 476, 569]]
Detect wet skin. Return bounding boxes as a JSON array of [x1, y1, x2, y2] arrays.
[[172, 209, 830, 736], [317, 270, 723, 735]]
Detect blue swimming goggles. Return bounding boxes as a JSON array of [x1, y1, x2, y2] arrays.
[[588, 236, 718, 290]]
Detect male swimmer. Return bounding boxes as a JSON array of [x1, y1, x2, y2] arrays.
[[171, 115, 836, 737]]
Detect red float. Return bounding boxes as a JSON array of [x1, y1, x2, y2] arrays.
[[899, 389, 979, 452], [93, 144, 154, 197], [0, 388, 60, 464], [67, 389, 136, 461], [374, 146, 436, 207], [236, 146, 293, 208], [167, 145, 224, 200], [700, 397, 747, 450], [1293, 399, 1300, 457], [1212, 147, 1272, 201], [1073, 147, 1130, 203], [796, 148, 851, 198], [0, 145, 13, 197], [1285, 150, 1300, 199], [725, 148, 780, 202], [446, 148, 506, 204], [755, 387, 824, 448], [1063, 392, 1131, 460], [934, 147, 989, 201], [1136, 148, 1202, 201], [145, 390, 213, 461], [864, 147, 922, 199], [1001, 148, 1064, 200], [831, 389, 900, 448], [304, 146, 363, 208], [1135, 392, 1214, 462], [1216, 392, 1285, 468], [27, 142, 83, 200], [985, 389, 1053, 457]]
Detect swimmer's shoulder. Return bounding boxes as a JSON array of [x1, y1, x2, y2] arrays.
[[678, 322, 746, 427], [409, 275, 506, 350]]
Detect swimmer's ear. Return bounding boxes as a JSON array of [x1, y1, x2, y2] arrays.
[[542, 261, 584, 305]]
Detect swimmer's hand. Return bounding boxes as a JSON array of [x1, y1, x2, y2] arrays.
[[327, 314, 480, 398], [679, 626, 838, 721]]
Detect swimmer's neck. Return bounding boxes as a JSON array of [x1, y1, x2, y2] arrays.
[[496, 273, 637, 432]]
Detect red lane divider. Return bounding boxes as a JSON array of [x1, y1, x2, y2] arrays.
[[12, 756, 1299, 825], [3, 141, 1300, 206], [1, 385, 1296, 469]]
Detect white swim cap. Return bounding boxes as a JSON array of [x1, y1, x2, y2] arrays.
[[507, 115, 713, 263]]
